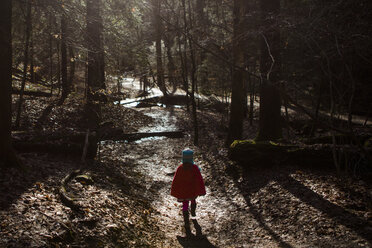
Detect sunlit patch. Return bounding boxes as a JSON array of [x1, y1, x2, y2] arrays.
[[134, 136, 165, 144]]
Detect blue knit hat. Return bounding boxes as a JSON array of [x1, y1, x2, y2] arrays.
[[182, 148, 194, 164]]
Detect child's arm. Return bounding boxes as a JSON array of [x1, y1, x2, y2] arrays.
[[171, 165, 183, 198], [194, 165, 206, 196]]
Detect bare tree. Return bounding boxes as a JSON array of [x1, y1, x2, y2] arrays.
[[59, 12, 69, 104], [227, 0, 248, 145], [152, 0, 168, 97], [15, 0, 32, 128], [86, 0, 105, 98], [86, 0, 105, 132], [256, 0, 282, 141]]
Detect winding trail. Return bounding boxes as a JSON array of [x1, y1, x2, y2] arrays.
[[121, 106, 255, 247], [109, 80, 372, 247], [117, 103, 372, 247], [1, 82, 370, 247]]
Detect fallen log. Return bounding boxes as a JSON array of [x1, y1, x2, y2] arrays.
[[13, 141, 97, 159], [105, 130, 185, 142], [12, 88, 52, 97], [14, 129, 184, 142], [13, 130, 185, 155], [120, 95, 189, 107], [228, 140, 334, 168], [12, 131, 96, 143]]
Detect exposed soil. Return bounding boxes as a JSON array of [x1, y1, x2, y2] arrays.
[[1, 91, 372, 247]]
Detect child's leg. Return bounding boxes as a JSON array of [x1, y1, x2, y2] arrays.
[[182, 200, 191, 234], [191, 199, 197, 216], [182, 200, 189, 211]]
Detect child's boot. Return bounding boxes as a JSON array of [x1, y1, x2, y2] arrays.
[[191, 203, 196, 217], [183, 210, 190, 224], [182, 211, 191, 236]]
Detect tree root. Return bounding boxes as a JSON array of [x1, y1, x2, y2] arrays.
[[59, 169, 82, 211]]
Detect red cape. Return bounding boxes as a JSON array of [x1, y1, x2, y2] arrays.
[[171, 164, 206, 200]]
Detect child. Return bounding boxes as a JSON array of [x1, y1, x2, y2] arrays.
[[171, 149, 206, 224]]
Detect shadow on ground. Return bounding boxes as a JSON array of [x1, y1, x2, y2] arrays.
[[0, 154, 78, 210], [279, 175, 372, 244], [230, 162, 372, 247], [177, 219, 216, 248]]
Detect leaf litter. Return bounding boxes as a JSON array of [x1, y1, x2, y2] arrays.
[[1, 94, 372, 247]]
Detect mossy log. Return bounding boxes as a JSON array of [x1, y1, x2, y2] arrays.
[[229, 140, 334, 167]]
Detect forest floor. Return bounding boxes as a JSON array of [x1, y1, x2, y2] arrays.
[[1, 83, 372, 247]]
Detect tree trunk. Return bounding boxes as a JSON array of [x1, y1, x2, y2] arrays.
[[181, 0, 190, 111], [0, 0, 13, 163], [87, 0, 105, 102], [195, 0, 208, 92], [187, 0, 199, 146], [15, 0, 32, 128], [68, 46, 75, 90], [164, 33, 176, 93], [153, 0, 168, 97], [56, 37, 61, 96], [177, 27, 189, 100], [117, 75, 122, 95], [227, 0, 247, 145], [248, 68, 255, 126], [256, 0, 282, 141], [49, 14, 54, 95], [196, 0, 206, 29], [86, 0, 104, 141], [0, 0, 22, 167], [249, 89, 255, 126], [60, 14, 68, 104], [30, 38, 35, 84]]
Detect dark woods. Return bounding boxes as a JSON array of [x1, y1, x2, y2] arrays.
[[1, 0, 372, 175], [1, 0, 372, 247]]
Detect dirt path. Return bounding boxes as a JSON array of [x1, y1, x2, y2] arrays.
[[107, 105, 372, 247], [1, 95, 371, 247], [115, 106, 247, 247]]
